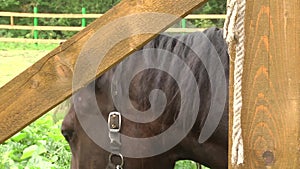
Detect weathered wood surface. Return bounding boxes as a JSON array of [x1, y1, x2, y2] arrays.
[[229, 0, 300, 168], [0, 0, 208, 143], [0, 25, 207, 32], [0, 11, 225, 19]]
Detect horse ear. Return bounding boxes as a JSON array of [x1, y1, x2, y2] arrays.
[[96, 76, 107, 89], [96, 69, 115, 91]]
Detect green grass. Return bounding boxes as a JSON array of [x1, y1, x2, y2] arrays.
[[0, 42, 59, 51], [0, 42, 58, 87]]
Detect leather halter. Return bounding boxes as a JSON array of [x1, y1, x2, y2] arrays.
[[106, 111, 124, 169]]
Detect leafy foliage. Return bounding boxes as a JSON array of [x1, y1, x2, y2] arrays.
[[175, 160, 210, 169], [0, 114, 71, 169], [175, 160, 198, 169], [0, 0, 121, 39], [192, 0, 226, 28], [196, 0, 226, 14], [0, 42, 58, 50]]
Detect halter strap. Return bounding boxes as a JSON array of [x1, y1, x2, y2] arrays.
[[106, 112, 124, 169]]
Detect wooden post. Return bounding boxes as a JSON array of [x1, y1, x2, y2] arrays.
[[10, 16, 14, 26], [181, 18, 186, 28], [229, 0, 300, 168], [0, 0, 208, 143], [33, 7, 38, 40], [81, 7, 86, 27]]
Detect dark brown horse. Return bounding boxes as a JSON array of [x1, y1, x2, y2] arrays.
[[62, 27, 229, 169]]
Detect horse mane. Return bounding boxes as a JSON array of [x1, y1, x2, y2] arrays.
[[94, 27, 228, 136]]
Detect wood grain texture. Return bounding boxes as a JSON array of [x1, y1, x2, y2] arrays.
[[0, 25, 206, 32], [0, 0, 208, 143], [229, 0, 300, 168]]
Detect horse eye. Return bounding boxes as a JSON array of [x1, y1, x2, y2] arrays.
[[61, 129, 74, 142]]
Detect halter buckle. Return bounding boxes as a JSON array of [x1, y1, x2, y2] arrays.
[[108, 111, 121, 132]]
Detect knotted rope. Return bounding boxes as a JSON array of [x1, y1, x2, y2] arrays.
[[223, 0, 246, 166]]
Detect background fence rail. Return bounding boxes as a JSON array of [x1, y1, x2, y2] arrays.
[[0, 11, 225, 19], [0, 12, 225, 43]]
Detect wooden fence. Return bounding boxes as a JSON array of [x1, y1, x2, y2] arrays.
[[0, 11, 225, 43], [0, 0, 298, 168], [228, 1, 299, 168]]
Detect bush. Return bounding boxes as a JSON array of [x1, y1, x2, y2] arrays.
[[175, 160, 198, 169], [0, 114, 71, 169], [175, 160, 210, 169]]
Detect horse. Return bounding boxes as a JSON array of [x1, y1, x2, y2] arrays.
[[61, 27, 229, 169]]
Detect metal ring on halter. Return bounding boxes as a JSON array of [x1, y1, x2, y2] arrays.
[[109, 153, 124, 168]]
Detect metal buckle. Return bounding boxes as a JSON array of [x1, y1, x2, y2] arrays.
[[108, 112, 121, 132]]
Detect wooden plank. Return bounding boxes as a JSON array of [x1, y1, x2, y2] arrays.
[[0, 25, 206, 32], [0, 38, 65, 44], [229, 0, 300, 168], [0, 11, 225, 19], [0, 0, 208, 143], [0, 12, 103, 18], [0, 28, 206, 45], [10, 16, 13, 25], [166, 28, 205, 32], [185, 14, 226, 19], [0, 25, 83, 31]]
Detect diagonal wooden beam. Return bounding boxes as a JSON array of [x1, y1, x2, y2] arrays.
[[0, 0, 208, 143]]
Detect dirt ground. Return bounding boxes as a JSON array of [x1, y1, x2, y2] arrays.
[[0, 50, 49, 87]]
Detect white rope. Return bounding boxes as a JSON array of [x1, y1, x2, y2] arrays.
[[223, 0, 246, 166]]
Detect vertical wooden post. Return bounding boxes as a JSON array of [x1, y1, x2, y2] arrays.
[[181, 18, 186, 28], [229, 0, 300, 168], [10, 16, 14, 26]]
